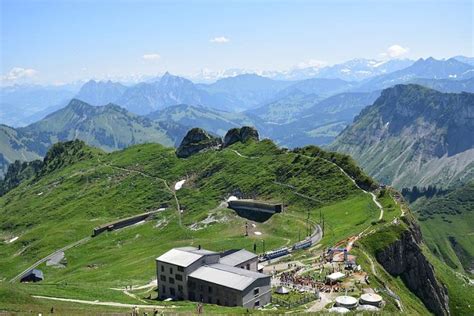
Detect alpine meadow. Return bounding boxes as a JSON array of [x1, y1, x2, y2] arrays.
[[1, 1, 473, 315]]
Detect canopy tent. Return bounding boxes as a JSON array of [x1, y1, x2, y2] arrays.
[[327, 271, 345, 282]]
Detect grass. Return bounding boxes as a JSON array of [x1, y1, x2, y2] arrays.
[[411, 183, 474, 274], [0, 139, 384, 313], [423, 248, 474, 316]]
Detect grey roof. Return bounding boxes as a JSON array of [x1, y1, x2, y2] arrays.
[[188, 263, 269, 291], [24, 269, 43, 279], [219, 249, 257, 267], [177, 247, 216, 255], [156, 247, 217, 267]]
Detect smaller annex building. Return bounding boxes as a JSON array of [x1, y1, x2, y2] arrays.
[[20, 269, 44, 283], [156, 247, 270, 308]]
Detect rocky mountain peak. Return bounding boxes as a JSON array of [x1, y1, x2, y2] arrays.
[[223, 126, 259, 147], [176, 128, 222, 158]]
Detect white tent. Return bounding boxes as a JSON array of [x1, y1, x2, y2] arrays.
[[327, 271, 345, 282]]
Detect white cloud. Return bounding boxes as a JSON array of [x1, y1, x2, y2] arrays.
[[383, 44, 410, 58], [295, 59, 327, 69], [142, 53, 161, 61], [210, 36, 230, 44], [1, 67, 38, 82]]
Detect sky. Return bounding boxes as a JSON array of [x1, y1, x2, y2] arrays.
[[1, 0, 472, 85]]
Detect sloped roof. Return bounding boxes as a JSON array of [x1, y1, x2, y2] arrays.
[[188, 263, 269, 291], [219, 249, 257, 266], [156, 247, 218, 267]]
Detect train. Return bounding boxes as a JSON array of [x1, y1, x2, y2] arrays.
[[259, 224, 319, 262], [292, 238, 312, 250], [261, 247, 290, 261]]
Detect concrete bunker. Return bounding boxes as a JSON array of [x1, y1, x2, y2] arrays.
[[227, 199, 283, 222]]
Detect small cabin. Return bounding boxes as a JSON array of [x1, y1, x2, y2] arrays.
[[20, 269, 44, 283]]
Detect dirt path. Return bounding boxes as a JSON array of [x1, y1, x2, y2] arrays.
[[369, 192, 384, 220], [360, 248, 377, 276], [10, 237, 91, 283], [307, 292, 337, 312], [32, 295, 174, 310]]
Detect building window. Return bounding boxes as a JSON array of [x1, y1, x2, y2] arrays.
[[169, 277, 175, 284], [199, 284, 204, 291], [176, 274, 183, 281], [254, 288, 259, 296], [161, 265, 164, 272], [254, 300, 260, 307], [162, 285, 166, 294], [160, 275, 166, 282], [178, 284, 183, 292], [170, 287, 175, 296], [246, 264, 250, 270], [178, 266, 184, 272], [169, 267, 173, 274], [208, 286, 213, 293]]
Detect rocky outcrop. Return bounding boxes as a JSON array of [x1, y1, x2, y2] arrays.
[[176, 128, 222, 158], [223, 126, 259, 147], [376, 221, 450, 316]]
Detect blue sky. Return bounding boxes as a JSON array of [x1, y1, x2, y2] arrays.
[[1, 0, 472, 85]]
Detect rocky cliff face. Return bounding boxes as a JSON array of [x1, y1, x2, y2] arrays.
[[376, 220, 450, 316], [330, 84, 474, 188], [223, 126, 259, 147], [176, 128, 222, 158]]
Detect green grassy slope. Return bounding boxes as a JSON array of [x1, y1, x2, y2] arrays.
[[412, 182, 474, 275], [0, 138, 382, 313], [359, 215, 474, 316]]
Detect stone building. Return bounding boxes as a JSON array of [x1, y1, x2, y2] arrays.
[[156, 247, 270, 308]]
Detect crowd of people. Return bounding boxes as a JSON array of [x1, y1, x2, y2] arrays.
[[277, 262, 359, 295]]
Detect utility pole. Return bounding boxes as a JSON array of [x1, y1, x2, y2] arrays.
[[322, 214, 325, 235]]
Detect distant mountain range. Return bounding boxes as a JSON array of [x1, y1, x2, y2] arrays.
[[1, 56, 474, 176], [0, 99, 186, 176], [189, 58, 416, 82], [330, 84, 474, 189], [75, 80, 127, 106], [147, 104, 259, 137], [358, 57, 474, 91], [2, 56, 473, 128]]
